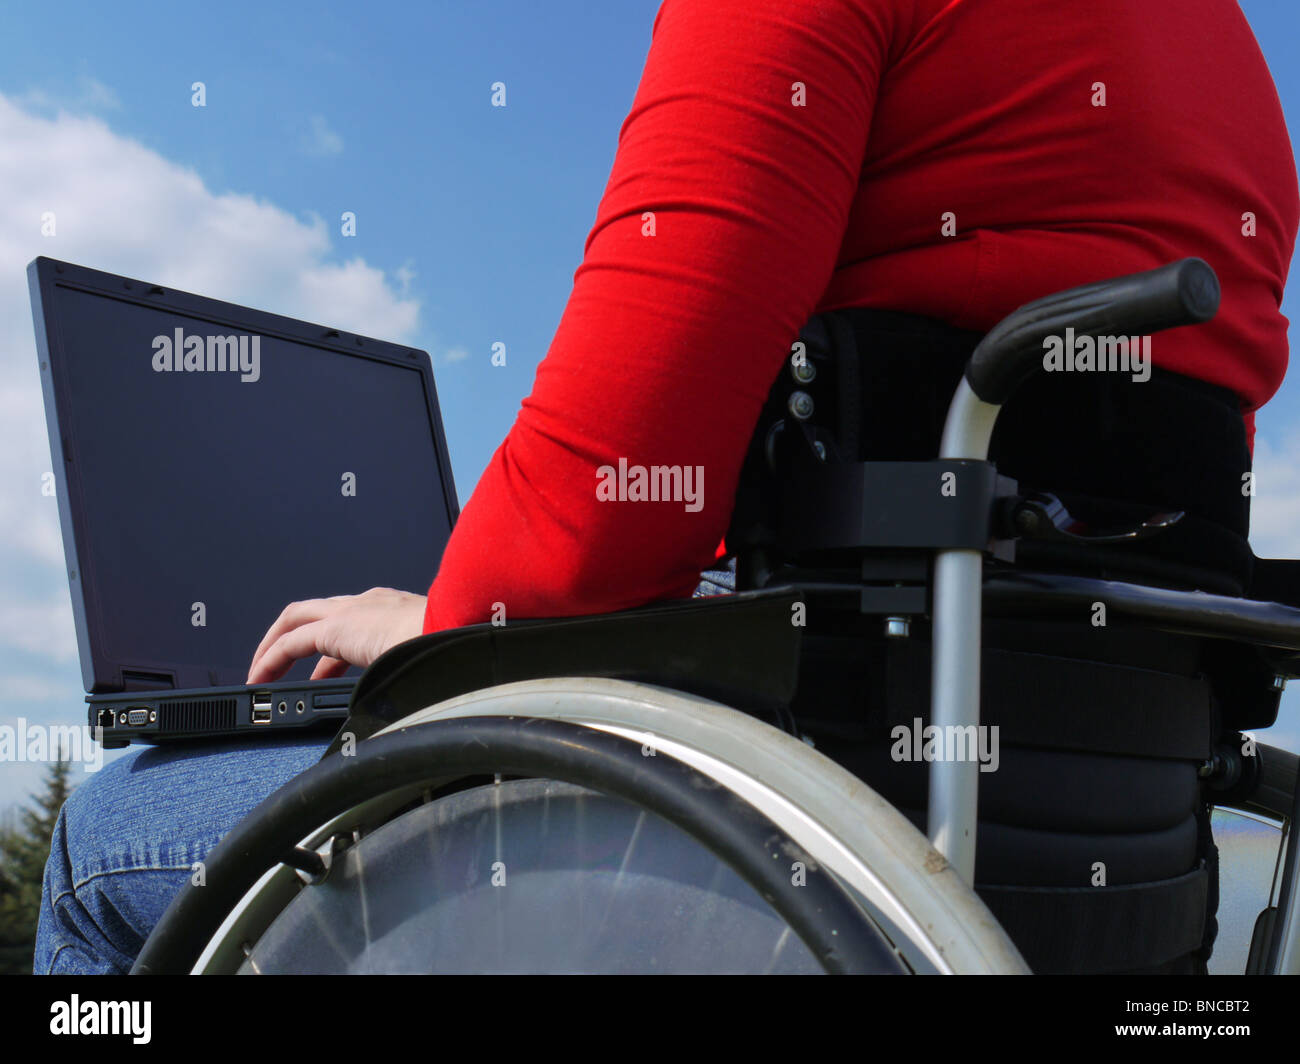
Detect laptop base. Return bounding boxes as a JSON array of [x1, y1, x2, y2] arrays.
[[88, 679, 353, 748]]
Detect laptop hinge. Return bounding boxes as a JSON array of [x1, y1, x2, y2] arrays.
[[121, 668, 176, 692]]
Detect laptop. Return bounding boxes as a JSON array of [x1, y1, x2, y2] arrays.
[[28, 257, 459, 748]]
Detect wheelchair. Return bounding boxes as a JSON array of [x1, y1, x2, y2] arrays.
[[132, 259, 1300, 975]]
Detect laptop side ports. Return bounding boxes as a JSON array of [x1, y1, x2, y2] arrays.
[[251, 692, 273, 725]]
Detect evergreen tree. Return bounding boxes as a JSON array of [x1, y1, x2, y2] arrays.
[[0, 753, 73, 974]]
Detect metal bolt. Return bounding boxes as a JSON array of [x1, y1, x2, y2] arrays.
[[1015, 509, 1041, 535], [788, 391, 814, 420], [884, 616, 911, 639], [791, 359, 816, 384], [1198, 755, 1227, 779]]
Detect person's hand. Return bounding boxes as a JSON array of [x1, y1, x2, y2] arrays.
[[247, 587, 427, 683]]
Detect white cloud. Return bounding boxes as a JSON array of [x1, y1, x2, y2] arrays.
[[78, 77, 121, 112], [394, 262, 415, 296], [440, 346, 470, 365], [302, 114, 343, 157], [1248, 432, 1300, 560], [17, 75, 121, 116], [0, 91, 420, 671]]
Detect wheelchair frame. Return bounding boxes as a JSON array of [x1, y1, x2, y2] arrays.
[[134, 258, 1300, 975], [750, 257, 1300, 972]]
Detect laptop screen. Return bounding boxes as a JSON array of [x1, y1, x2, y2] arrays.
[[31, 259, 458, 692]]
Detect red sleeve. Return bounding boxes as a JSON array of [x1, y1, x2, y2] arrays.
[[424, 0, 892, 633]]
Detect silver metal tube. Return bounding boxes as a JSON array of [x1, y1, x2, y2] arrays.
[[938, 378, 1000, 460], [928, 549, 983, 883], [927, 379, 1001, 884]]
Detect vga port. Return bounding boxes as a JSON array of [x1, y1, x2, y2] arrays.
[[126, 707, 150, 727]]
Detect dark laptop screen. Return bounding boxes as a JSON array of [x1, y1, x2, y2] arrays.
[[35, 263, 456, 691]]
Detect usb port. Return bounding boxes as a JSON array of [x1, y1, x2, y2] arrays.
[[251, 693, 272, 725]]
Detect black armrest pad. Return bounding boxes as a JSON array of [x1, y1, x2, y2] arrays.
[[322, 587, 805, 758]]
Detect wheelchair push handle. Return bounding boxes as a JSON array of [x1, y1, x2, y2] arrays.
[[929, 257, 1218, 885], [963, 257, 1220, 407]]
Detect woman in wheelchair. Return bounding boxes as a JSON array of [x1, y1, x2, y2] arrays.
[[38, 0, 1298, 974]]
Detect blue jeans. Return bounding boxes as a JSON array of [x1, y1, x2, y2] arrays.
[[36, 565, 737, 974]]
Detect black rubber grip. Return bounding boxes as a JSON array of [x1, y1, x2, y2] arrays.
[[964, 258, 1220, 406]]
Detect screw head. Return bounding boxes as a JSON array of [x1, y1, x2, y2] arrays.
[[791, 360, 816, 384], [788, 391, 814, 420], [1015, 509, 1041, 535]]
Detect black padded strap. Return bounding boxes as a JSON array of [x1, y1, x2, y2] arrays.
[[977, 865, 1209, 974], [882, 639, 1213, 760]]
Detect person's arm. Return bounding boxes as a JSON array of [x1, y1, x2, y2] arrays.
[[423, 0, 893, 632]]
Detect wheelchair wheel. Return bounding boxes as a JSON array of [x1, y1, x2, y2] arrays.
[[240, 777, 832, 973], [134, 679, 1027, 975]]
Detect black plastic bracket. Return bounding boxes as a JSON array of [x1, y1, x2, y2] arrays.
[[777, 459, 1017, 556]]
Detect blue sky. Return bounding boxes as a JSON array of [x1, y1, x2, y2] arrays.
[[0, 0, 1297, 807]]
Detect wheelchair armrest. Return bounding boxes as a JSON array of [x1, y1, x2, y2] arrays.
[[323, 586, 807, 757]]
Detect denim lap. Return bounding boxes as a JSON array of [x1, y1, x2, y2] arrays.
[[36, 736, 329, 974]]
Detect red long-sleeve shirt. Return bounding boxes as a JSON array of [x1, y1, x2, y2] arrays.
[[424, 0, 1299, 634]]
